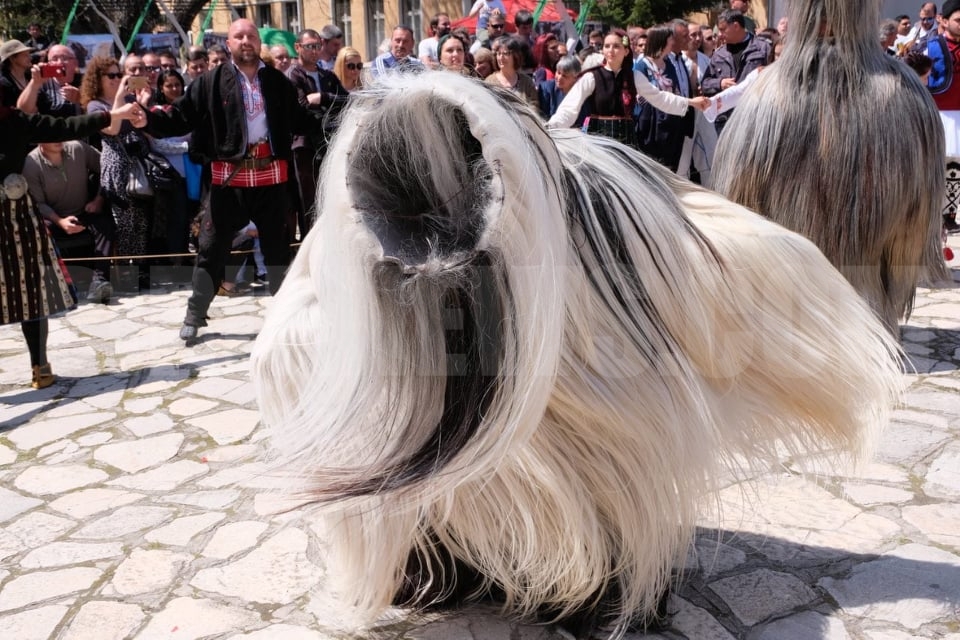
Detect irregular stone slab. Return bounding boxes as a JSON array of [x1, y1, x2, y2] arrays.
[[0, 443, 17, 465], [5, 413, 115, 450], [900, 389, 960, 414], [183, 377, 247, 399], [191, 528, 320, 603], [0, 487, 43, 523], [226, 624, 332, 640], [93, 432, 184, 473], [123, 396, 163, 414], [168, 397, 218, 417], [76, 432, 112, 447], [925, 442, 960, 499], [21, 541, 124, 569], [60, 600, 144, 640], [0, 567, 102, 611], [105, 460, 207, 491], [0, 512, 76, 560], [901, 503, 960, 548], [708, 569, 818, 626], [876, 422, 951, 465], [201, 444, 259, 463], [135, 597, 261, 640], [0, 605, 69, 640], [110, 548, 192, 595], [47, 488, 144, 519], [160, 489, 241, 510], [144, 512, 226, 546], [841, 482, 914, 506], [819, 543, 960, 630], [37, 440, 78, 458], [668, 596, 736, 640], [13, 464, 110, 496], [202, 521, 269, 559], [753, 611, 850, 640], [186, 408, 261, 445], [71, 506, 174, 540], [123, 413, 175, 438], [199, 461, 286, 490], [691, 536, 747, 578]]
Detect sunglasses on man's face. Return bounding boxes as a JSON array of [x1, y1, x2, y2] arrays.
[[301, 43, 322, 50], [490, 24, 505, 30], [345, 62, 363, 70]]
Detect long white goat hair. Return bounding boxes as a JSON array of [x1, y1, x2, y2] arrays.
[[712, 0, 948, 336], [252, 72, 903, 638]]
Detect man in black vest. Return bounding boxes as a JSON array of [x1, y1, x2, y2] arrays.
[[145, 19, 326, 343]]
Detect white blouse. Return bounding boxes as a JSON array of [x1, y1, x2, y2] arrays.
[[547, 66, 691, 129]]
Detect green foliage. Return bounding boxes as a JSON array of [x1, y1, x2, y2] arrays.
[[0, 0, 65, 41], [590, 0, 721, 28]]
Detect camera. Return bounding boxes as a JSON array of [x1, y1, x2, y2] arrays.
[[39, 63, 66, 79]]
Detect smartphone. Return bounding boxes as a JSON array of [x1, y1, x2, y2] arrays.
[[127, 76, 149, 92], [40, 63, 66, 79]]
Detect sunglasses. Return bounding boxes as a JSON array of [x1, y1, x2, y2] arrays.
[[104, 72, 123, 79], [301, 43, 322, 50], [922, 16, 936, 22], [345, 62, 363, 70], [489, 24, 505, 29], [144, 65, 161, 72]]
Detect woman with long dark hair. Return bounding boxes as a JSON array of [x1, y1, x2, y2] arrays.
[[548, 29, 708, 149], [0, 86, 142, 388]]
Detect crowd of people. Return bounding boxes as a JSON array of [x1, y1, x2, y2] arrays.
[[1, 0, 958, 387]]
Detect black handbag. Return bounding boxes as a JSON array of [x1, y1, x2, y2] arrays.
[[143, 152, 179, 192]]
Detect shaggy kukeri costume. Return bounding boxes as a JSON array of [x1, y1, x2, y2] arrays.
[[252, 73, 903, 637], [712, 0, 948, 335]]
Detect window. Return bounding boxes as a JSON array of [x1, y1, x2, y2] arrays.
[[284, 1, 300, 33], [333, 0, 353, 46], [257, 3, 272, 28], [365, 0, 386, 60], [399, 0, 423, 43]]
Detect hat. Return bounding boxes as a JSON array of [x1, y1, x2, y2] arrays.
[[945, 0, 960, 19], [0, 40, 34, 63]]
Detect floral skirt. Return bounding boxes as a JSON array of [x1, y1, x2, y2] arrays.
[[0, 193, 76, 325]]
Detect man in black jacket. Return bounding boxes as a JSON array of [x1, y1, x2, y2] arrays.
[[145, 18, 326, 343], [286, 28, 348, 241]]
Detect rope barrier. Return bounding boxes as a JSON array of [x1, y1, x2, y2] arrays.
[[60, 242, 302, 263]]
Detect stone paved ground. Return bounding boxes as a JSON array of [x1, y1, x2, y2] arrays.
[[1, 236, 958, 640]]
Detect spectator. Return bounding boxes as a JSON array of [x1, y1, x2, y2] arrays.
[[208, 43, 230, 68], [0, 85, 143, 389], [317, 25, 344, 71], [701, 9, 772, 134], [159, 50, 179, 72], [184, 48, 208, 86], [270, 45, 292, 72], [880, 19, 899, 54], [419, 13, 452, 67], [486, 36, 537, 107], [81, 56, 154, 283], [471, 11, 507, 54], [142, 51, 162, 92], [1, 40, 35, 107], [469, 0, 507, 45], [24, 23, 50, 56], [23, 140, 115, 303], [437, 33, 469, 74], [473, 47, 495, 78], [372, 26, 424, 77], [533, 33, 561, 87], [730, 0, 756, 33], [287, 29, 349, 240], [17, 44, 82, 117], [333, 46, 366, 91], [537, 53, 580, 118], [149, 68, 194, 266], [701, 26, 717, 56]]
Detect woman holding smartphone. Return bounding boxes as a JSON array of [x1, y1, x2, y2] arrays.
[[80, 56, 154, 287]]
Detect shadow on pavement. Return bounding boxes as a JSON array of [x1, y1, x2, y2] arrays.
[[0, 355, 248, 434]]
